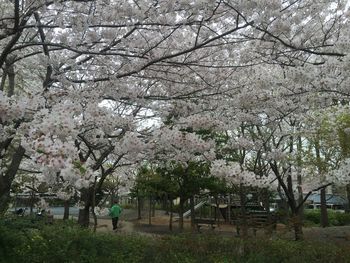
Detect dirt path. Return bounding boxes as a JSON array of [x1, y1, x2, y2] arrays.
[[95, 218, 134, 233], [73, 210, 350, 246], [303, 225, 350, 244], [100, 218, 350, 246], [96, 218, 161, 237]]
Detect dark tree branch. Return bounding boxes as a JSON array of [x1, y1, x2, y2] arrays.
[[14, 0, 20, 30], [297, 183, 333, 211], [34, 12, 53, 90]]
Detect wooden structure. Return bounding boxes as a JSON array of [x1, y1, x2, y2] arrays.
[[193, 218, 217, 232], [233, 210, 276, 236], [192, 196, 276, 235]]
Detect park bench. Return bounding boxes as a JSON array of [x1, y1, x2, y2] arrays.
[[193, 218, 217, 232]]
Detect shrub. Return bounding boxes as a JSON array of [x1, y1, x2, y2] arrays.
[[1, 216, 350, 262], [304, 209, 321, 225], [335, 212, 350, 225], [304, 209, 350, 226]]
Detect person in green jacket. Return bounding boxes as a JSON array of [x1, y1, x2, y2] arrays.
[[109, 200, 122, 230]]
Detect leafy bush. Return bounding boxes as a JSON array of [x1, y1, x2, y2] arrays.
[[304, 210, 321, 225], [0, 216, 154, 263], [335, 212, 350, 225], [154, 235, 350, 263], [304, 209, 350, 226], [1, 216, 350, 262]]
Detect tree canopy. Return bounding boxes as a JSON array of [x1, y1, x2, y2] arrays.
[[1, 1, 350, 240]]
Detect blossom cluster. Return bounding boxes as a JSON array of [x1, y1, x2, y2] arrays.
[[154, 127, 215, 165]]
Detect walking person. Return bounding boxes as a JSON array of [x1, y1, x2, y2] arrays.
[[109, 200, 122, 230]]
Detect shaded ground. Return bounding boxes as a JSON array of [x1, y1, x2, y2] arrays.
[[91, 209, 350, 247], [13, 206, 350, 247]]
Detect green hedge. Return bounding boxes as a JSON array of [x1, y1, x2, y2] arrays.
[[304, 209, 350, 226], [1, 216, 350, 263]]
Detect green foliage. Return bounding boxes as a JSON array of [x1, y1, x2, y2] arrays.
[[1, 216, 350, 262], [304, 209, 350, 226], [304, 209, 322, 225], [130, 164, 176, 199], [336, 112, 350, 157], [334, 212, 350, 225], [0, 217, 152, 263], [73, 160, 87, 175], [160, 160, 216, 200], [131, 161, 223, 204], [241, 239, 350, 263]]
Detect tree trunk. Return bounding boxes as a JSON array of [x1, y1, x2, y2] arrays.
[[110, 190, 116, 204], [0, 56, 16, 96], [63, 199, 70, 220], [78, 188, 93, 227], [78, 206, 90, 227], [0, 192, 11, 216], [163, 194, 169, 215], [169, 196, 173, 231], [0, 145, 25, 214], [261, 189, 272, 235], [152, 198, 156, 217], [320, 188, 329, 227], [315, 140, 329, 226], [239, 184, 248, 238], [292, 212, 304, 241], [346, 184, 350, 213], [297, 180, 304, 220], [178, 197, 185, 231], [297, 134, 304, 220], [30, 189, 35, 215], [228, 194, 231, 223], [0, 70, 6, 91], [261, 188, 270, 212], [148, 196, 152, 225], [190, 196, 195, 228], [277, 184, 289, 223], [91, 177, 98, 232], [6, 59, 15, 97], [215, 196, 220, 226], [137, 196, 142, 219]]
